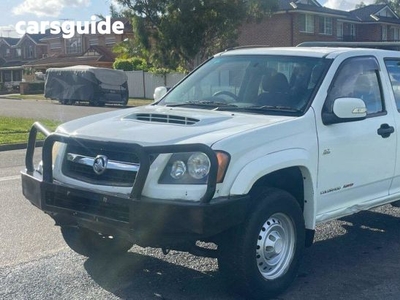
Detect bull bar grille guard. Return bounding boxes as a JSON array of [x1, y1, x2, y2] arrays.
[[25, 122, 219, 203]]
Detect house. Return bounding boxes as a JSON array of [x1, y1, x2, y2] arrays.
[[0, 38, 19, 60], [237, 0, 400, 47], [0, 34, 47, 88]]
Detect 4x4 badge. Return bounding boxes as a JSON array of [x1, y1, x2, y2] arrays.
[[93, 155, 108, 175]]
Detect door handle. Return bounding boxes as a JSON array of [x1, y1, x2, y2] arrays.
[[377, 123, 395, 138]]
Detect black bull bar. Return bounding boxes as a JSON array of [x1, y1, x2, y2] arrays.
[[25, 122, 219, 203]]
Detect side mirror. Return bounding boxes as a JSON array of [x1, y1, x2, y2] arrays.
[[323, 97, 367, 125], [153, 86, 168, 101]]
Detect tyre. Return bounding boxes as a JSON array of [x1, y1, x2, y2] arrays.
[[218, 188, 305, 299], [121, 93, 129, 106], [61, 226, 133, 257]]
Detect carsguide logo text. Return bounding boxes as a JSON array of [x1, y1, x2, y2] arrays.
[[15, 16, 124, 39]]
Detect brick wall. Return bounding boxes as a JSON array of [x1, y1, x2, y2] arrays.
[[238, 13, 342, 47], [237, 14, 293, 46], [237, 12, 398, 47], [357, 24, 381, 41]]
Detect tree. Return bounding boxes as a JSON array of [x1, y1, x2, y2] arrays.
[[374, 0, 400, 15], [355, 1, 366, 8], [114, 0, 278, 70]]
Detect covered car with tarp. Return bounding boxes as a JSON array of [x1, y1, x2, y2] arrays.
[[44, 65, 129, 106]]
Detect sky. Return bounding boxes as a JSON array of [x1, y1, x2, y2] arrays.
[[322, 0, 375, 11], [0, 0, 377, 38], [0, 0, 120, 38]]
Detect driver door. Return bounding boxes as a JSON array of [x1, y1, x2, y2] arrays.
[[316, 56, 396, 219]]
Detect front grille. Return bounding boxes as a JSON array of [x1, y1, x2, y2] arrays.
[[126, 113, 199, 125], [45, 191, 129, 223], [62, 144, 140, 187]]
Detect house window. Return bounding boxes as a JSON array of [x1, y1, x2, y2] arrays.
[[89, 37, 99, 46], [28, 45, 34, 58], [16, 48, 21, 57], [12, 70, 22, 82], [299, 14, 314, 33], [350, 24, 356, 38], [66, 37, 82, 55], [337, 22, 343, 39], [50, 41, 62, 50], [382, 25, 388, 41], [392, 27, 400, 41], [5, 48, 10, 57], [319, 17, 332, 35], [105, 36, 116, 45], [3, 71, 11, 82]]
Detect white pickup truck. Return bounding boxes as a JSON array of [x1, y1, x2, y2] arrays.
[[21, 46, 400, 299]]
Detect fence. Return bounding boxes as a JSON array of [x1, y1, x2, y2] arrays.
[[125, 71, 186, 99]]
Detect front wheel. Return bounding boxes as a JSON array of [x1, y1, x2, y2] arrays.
[[218, 188, 305, 299], [61, 226, 133, 257]]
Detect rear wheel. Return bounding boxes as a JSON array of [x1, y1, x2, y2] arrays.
[[61, 226, 133, 257], [218, 188, 305, 299], [59, 99, 75, 105], [122, 93, 129, 106]]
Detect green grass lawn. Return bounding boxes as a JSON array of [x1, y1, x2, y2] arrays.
[[0, 117, 60, 145], [0, 94, 153, 145]]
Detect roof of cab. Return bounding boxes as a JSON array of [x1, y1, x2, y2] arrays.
[[217, 46, 399, 59]]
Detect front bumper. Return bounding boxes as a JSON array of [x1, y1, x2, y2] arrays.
[[21, 123, 250, 247]]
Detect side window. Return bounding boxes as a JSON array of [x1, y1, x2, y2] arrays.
[[326, 57, 383, 116], [384, 59, 400, 111]]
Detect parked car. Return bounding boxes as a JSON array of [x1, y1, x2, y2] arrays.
[[44, 65, 129, 106], [21, 46, 400, 299]]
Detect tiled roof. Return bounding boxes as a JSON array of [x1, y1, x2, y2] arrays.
[[0, 38, 20, 46], [28, 33, 48, 44], [2, 60, 25, 67], [23, 46, 116, 68], [278, 0, 400, 24], [351, 4, 388, 20], [278, 0, 356, 20], [87, 45, 116, 61]]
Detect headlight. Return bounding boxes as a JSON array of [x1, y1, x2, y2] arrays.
[[187, 152, 210, 179], [159, 151, 230, 184], [170, 160, 187, 179]]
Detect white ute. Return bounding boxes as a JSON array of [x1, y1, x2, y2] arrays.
[[21, 46, 400, 299]]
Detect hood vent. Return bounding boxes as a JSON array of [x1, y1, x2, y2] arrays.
[[128, 113, 199, 125]]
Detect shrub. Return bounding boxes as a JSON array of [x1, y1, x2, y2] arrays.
[[113, 57, 148, 71], [20, 81, 44, 95], [28, 82, 44, 92]]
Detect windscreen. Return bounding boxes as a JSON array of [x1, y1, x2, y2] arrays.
[[159, 55, 330, 115]]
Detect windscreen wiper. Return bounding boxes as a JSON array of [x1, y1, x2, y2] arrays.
[[253, 105, 302, 113], [217, 105, 302, 113], [166, 100, 238, 108]]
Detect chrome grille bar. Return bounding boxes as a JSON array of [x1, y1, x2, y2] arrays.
[[67, 153, 140, 172]]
